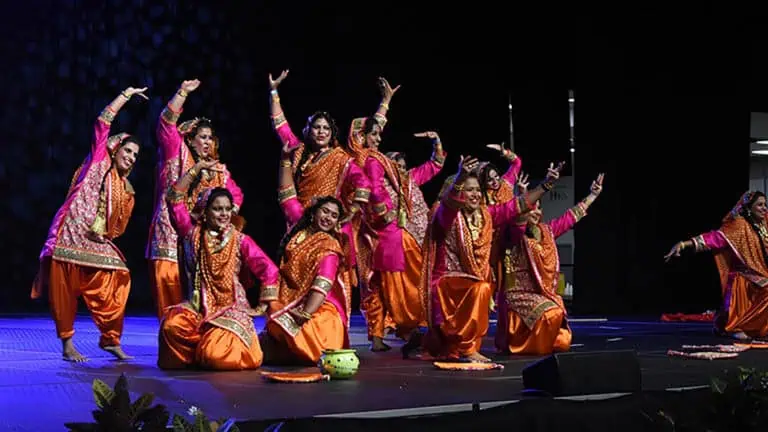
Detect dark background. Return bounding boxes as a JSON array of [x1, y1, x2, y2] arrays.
[[0, 1, 755, 316]]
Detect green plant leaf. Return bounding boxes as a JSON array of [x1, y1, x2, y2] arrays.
[[172, 413, 195, 432], [130, 393, 155, 422], [196, 412, 214, 432], [92, 379, 114, 409]]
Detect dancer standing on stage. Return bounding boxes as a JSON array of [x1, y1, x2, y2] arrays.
[[665, 191, 768, 341], [408, 157, 563, 362], [158, 164, 279, 371], [147, 79, 244, 319], [31, 86, 148, 362], [359, 130, 445, 351], [259, 146, 351, 364], [479, 143, 523, 310], [495, 173, 604, 355]]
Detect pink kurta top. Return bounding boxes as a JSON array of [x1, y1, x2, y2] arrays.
[[40, 113, 130, 271], [366, 155, 443, 272], [146, 106, 243, 262]]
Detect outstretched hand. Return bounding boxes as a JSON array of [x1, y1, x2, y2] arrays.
[[590, 173, 605, 195], [414, 131, 440, 141], [663, 242, 685, 262], [270, 70, 289, 90], [516, 171, 530, 194], [180, 79, 201, 93], [124, 87, 149, 100], [379, 77, 401, 100], [457, 155, 480, 177], [545, 161, 566, 182]]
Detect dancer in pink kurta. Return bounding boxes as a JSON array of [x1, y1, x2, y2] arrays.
[[158, 161, 278, 371], [260, 153, 352, 364], [31, 86, 148, 362], [361, 130, 445, 351], [147, 79, 244, 319], [495, 174, 604, 356], [405, 157, 563, 363]]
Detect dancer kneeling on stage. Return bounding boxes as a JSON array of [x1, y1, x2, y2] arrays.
[[495, 173, 604, 356], [158, 161, 279, 370], [259, 148, 352, 365], [405, 156, 563, 363], [665, 191, 768, 342]]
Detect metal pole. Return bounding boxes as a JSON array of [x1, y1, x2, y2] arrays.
[[568, 89, 576, 178], [508, 94, 515, 153]]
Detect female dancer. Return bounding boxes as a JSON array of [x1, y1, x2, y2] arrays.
[[665, 191, 768, 341], [260, 146, 351, 364], [157, 162, 279, 370], [411, 157, 563, 362], [147, 79, 244, 318], [32, 86, 148, 362], [495, 173, 604, 355], [360, 130, 445, 351]]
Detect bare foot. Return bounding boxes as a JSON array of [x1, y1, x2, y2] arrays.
[[102, 345, 133, 360], [371, 337, 391, 352], [62, 338, 87, 362], [463, 352, 492, 363]]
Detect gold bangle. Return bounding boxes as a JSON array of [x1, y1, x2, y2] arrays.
[[188, 168, 198, 178], [280, 160, 292, 168], [177, 89, 188, 98], [380, 102, 389, 110], [120, 91, 131, 99]]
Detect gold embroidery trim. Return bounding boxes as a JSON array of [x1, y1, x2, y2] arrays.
[[382, 210, 397, 224], [373, 202, 388, 216], [209, 316, 254, 347], [167, 186, 186, 204], [275, 312, 301, 337], [692, 235, 707, 252], [310, 276, 333, 295], [99, 108, 115, 124], [354, 188, 371, 203], [260, 285, 279, 301], [432, 149, 446, 166], [52, 247, 128, 270], [278, 186, 297, 204], [273, 112, 287, 128], [161, 105, 180, 124], [373, 113, 388, 129]]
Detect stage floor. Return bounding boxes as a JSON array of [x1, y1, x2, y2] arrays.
[[0, 314, 763, 431]]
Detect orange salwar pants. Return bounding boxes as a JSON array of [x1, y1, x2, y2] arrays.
[[367, 231, 427, 340], [424, 277, 492, 359], [501, 308, 572, 355], [721, 276, 768, 337], [158, 305, 263, 370], [148, 260, 183, 319], [266, 302, 346, 364], [48, 259, 130, 347]]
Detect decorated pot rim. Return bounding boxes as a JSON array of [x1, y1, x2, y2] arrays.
[[322, 349, 357, 354]]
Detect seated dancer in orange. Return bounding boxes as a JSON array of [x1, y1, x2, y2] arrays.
[[478, 142, 523, 311], [495, 173, 604, 356], [31, 86, 148, 362], [158, 161, 279, 371], [259, 150, 351, 364], [358, 129, 446, 352], [269, 69, 371, 283], [406, 156, 564, 362], [665, 191, 768, 341], [147, 79, 244, 319]]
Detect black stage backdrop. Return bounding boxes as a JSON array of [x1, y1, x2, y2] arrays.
[[0, 1, 750, 316]]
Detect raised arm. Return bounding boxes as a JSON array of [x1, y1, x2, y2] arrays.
[[549, 173, 604, 238], [92, 87, 147, 160], [489, 162, 565, 227], [166, 160, 221, 238], [269, 70, 302, 151], [157, 79, 200, 160], [410, 131, 446, 186], [276, 144, 304, 226], [370, 77, 400, 131]]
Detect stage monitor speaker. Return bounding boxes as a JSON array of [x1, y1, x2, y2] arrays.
[[521, 350, 641, 397]]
